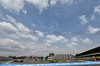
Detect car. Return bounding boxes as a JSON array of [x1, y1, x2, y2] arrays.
[[13, 60, 18, 62], [94, 58, 100, 61], [18, 60, 23, 62], [49, 59, 57, 63], [54, 60, 57, 62]]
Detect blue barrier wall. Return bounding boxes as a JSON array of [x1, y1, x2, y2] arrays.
[[1, 61, 100, 66]]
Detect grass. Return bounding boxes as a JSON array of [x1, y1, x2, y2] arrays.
[[34, 60, 49, 63], [33, 60, 67, 63], [0, 61, 9, 64], [0, 59, 14, 64], [77, 56, 100, 60], [57, 60, 67, 62]]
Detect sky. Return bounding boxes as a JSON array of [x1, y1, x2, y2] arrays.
[[0, 0, 100, 57]]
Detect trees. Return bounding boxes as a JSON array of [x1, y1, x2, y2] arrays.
[[45, 56, 49, 61], [40, 56, 43, 61], [8, 56, 16, 59]]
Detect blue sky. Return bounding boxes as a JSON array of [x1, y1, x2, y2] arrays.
[[0, 0, 100, 56]]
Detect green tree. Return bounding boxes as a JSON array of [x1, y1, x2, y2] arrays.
[[45, 56, 49, 61], [41, 56, 43, 61]]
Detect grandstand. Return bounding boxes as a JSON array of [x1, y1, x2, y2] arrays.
[[54, 54, 73, 60], [75, 46, 100, 60]]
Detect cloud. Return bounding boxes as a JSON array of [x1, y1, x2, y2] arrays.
[[0, 38, 46, 56], [50, 0, 58, 6], [71, 37, 78, 42], [60, 0, 74, 5], [50, 0, 75, 5], [80, 38, 92, 44], [45, 35, 68, 46], [79, 15, 89, 25], [0, 0, 79, 14], [25, 0, 49, 13], [0, 22, 18, 34], [0, 19, 82, 56], [94, 5, 100, 15], [50, 0, 77, 6], [17, 23, 31, 33], [66, 36, 79, 49], [32, 24, 36, 27], [6, 15, 31, 33], [0, 0, 25, 13], [6, 15, 30, 33], [66, 42, 78, 48], [26, 0, 78, 13], [66, 37, 92, 54], [0, 16, 48, 56], [0, 15, 38, 41], [45, 43, 51, 46], [91, 14, 96, 21], [0, 38, 24, 50], [35, 30, 44, 37], [0, 15, 54, 56], [87, 26, 100, 34], [23, 9, 27, 14], [66, 42, 79, 54]]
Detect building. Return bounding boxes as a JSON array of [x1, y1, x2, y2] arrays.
[[75, 46, 100, 60], [54, 54, 73, 60], [48, 53, 55, 60], [48, 56, 54, 60], [49, 53, 54, 57]]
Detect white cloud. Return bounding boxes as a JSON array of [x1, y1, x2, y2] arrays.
[[66, 36, 93, 54], [0, 16, 50, 56], [55, 46, 58, 49], [0, 38, 46, 56], [6, 15, 31, 33], [0, 22, 18, 34], [66, 42, 78, 48], [23, 9, 27, 14], [0, 0, 25, 13], [35, 30, 44, 37], [66, 36, 79, 49], [6, 15, 16, 24], [50, 0, 76, 6], [80, 38, 92, 44], [17, 23, 30, 33], [60, 0, 74, 5], [45, 35, 68, 46], [32, 24, 36, 27], [46, 35, 68, 43], [87, 26, 100, 34], [94, 5, 100, 15], [25, 0, 78, 13], [71, 37, 78, 42], [0, 11, 6, 21], [50, 0, 58, 6], [0, 38, 24, 50], [91, 14, 96, 21], [45, 43, 51, 46], [26, 0, 49, 13], [79, 15, 89, 25], [0, 0, 79, 14], [0, 15, 38, 41]]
